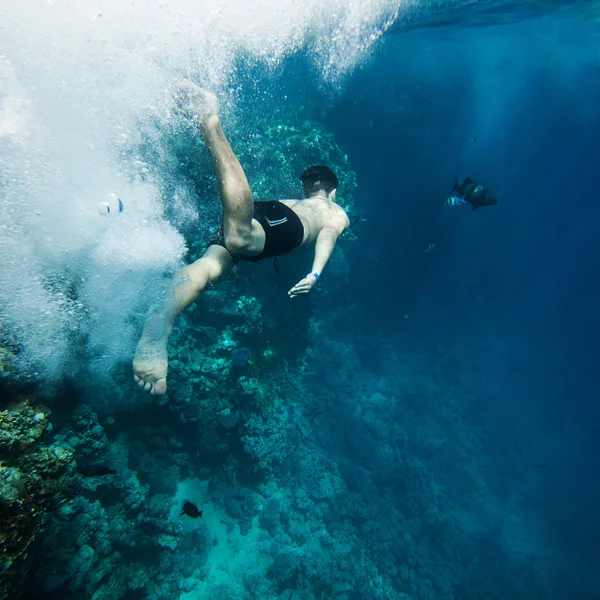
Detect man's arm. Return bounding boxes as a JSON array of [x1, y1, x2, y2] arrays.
[[288, 213, 349, 298], [311, 225, 339, 272]]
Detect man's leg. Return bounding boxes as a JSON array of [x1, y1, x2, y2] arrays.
[[133, 245, 232, 395], [178, 81, 265, 254]]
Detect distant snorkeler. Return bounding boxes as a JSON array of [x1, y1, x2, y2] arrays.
[[423, 242, 439, 254], [444, 177, 498, 211], [133, 80, 353, 395]]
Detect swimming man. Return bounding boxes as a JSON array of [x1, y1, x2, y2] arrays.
[[133, 81, 350, 395]]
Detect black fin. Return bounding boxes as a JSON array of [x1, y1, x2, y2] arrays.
[[463, 177, 474, 186], [471, 205, 479, 211], [452, 175, 459, 193]]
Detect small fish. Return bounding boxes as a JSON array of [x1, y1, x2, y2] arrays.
[[424, 242, 439, 254], [77, 465, 117, 477], [98, 192, 124, 216], [471, 136, 478, 143], [180, 501, 202, 519], [444, 194, 467, 207]]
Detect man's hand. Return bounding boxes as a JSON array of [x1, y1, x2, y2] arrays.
[[288, 274, 317, 298]]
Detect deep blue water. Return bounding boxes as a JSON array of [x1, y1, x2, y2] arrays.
[[326, 12, 600, 596]]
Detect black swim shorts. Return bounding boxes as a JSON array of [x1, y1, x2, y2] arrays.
[[207, 201, 304, 263]]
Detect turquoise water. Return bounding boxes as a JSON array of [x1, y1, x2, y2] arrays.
[[1, 1, 599, 599]]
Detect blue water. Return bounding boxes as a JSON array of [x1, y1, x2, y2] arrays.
[[2, 2, 600, 599]]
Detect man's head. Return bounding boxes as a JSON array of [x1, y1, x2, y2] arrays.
[[301, 165, 338, 200]]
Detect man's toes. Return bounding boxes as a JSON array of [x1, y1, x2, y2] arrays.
[[137, 378, 146, 387], [143, 382, 152, 391], [152, 378, 167, 396]]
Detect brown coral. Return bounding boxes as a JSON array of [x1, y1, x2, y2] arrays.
[[0, 398, 73, 599]]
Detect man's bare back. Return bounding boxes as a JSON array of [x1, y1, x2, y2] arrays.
[[280, 198, 349, 248]]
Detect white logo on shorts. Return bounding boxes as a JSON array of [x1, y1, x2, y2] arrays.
[[265, 217, 288, 226]]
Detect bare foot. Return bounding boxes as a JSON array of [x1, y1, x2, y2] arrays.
[[174, 80, 219, 123], [133, 318, 170, 395]]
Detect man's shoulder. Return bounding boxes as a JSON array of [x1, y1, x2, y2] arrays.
[[332, 201, 348, 215], [328, 203, 350, 233], [332, 202, 350, 221]]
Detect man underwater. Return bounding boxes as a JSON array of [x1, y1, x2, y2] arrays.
[[133, 81, 350, 395], [445, 176, 498, 211]]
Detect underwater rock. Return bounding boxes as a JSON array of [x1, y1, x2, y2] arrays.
[[259, 497, 282, 531], [0, 398, 73, 599], [0, 398, 48, 454], [216, 408, 239, 429], [238, 376, 261, 399], [181, 402, 203, 421], [258, 539, 279, 556], [231, 347, 252, 368]]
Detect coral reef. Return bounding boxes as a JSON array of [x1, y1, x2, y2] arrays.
[[2, 287, 560, 600], [237, 119, 357, 212], [0, 397, 73, 599]]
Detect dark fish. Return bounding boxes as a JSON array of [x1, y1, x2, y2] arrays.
[[76, 465, 117, 477], [423, 242, 439, 254], [447, 176, 498, 211], [180, 501, 202, 519], [470, 136, 478, 143]]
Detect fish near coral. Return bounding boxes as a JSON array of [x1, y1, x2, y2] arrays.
[[180, 500, 202, 518]]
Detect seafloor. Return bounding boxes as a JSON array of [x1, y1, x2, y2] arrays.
[[1, 304, 561, 600]]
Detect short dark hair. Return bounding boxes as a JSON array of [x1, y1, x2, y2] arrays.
[[300, 165, 339, 197]]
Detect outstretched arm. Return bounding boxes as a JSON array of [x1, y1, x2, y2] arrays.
[[288, 218, 347, 298]]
